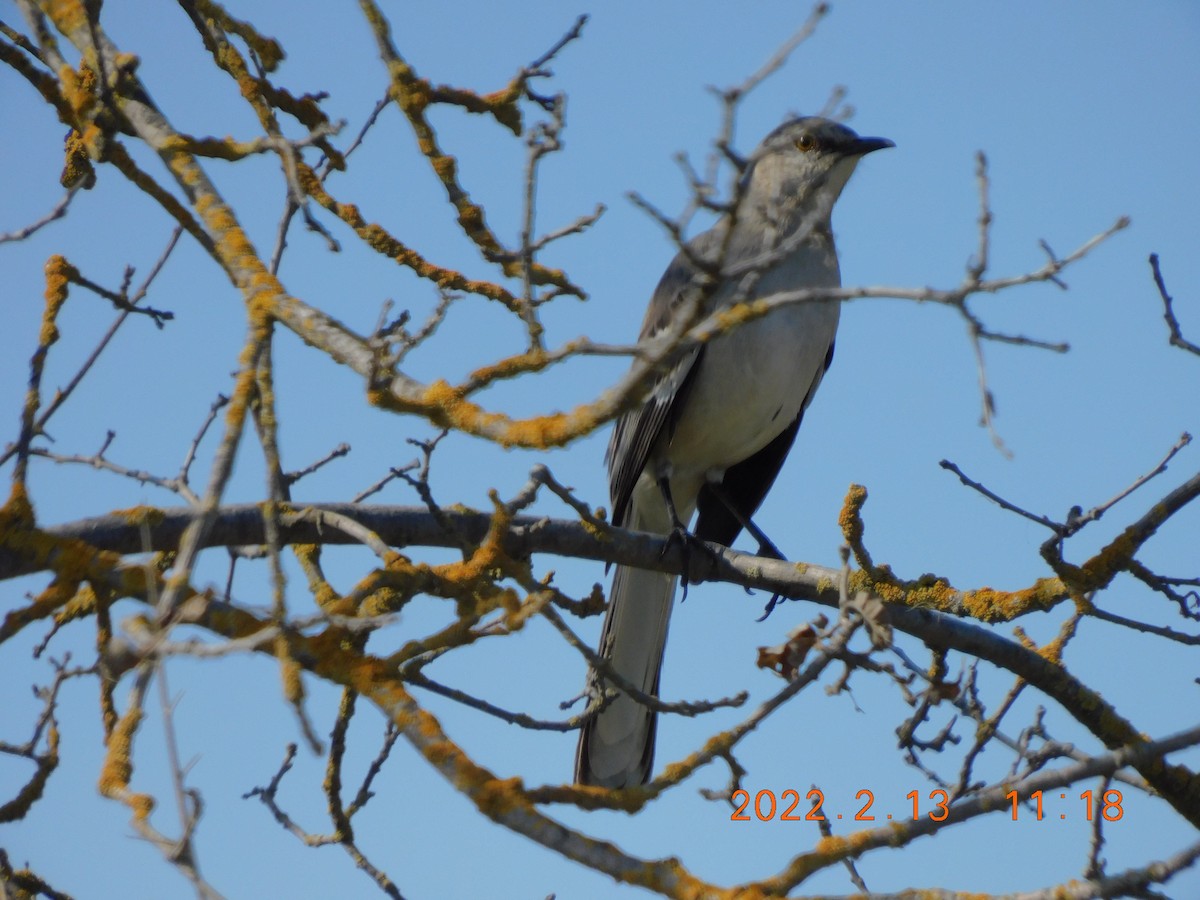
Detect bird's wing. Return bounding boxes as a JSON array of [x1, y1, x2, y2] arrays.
[[606, 230, 723, 528]]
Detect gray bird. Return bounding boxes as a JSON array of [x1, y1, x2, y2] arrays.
[[575, 117, 893, 788]]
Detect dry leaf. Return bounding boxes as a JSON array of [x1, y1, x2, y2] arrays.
[[757, 623, 819, 680]]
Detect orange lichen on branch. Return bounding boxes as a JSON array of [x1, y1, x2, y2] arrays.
[[296, 165, 523, 309], [192, 0, 284, 72], [372, 378, 610, 450], [11, 258, 71, 485], [216, 38, 277, 121], [323, 656, 589, 864], [502, 581, 557, 631], [837, 483, 872, 569], [185, 0, 342, 168], [958, 579, 1067, 621], [0, 576, 77, 644], [179, 167, 271, 291], [436, 511, 512, 585], [53, 581, 101, 628], [43, 0, 89, 43], [323, 550, 507, 660], [275, 631, 315, 742], [30, 255, 73, 396], [56, 59, 96, 119], [97, 703, 155, 820], [160, 132, 274, 161], [843, 549, 1071, 624], [336, 496, 555, 670], [1077, 527, 1139, 588], [1044, 520, 1159, 597], [314, 651, 500, 798], [2, 544, 153, 642], [839, 484, 1071, 623], [373, 46, 478, 241], [18, 9, 110, 178], [362, 1, 581, 295], [0, 498, 182, 647], [472, 775, 531, 819], [43, 253, 75, 308], [430, 81, 523, 135], [465, 340, 588, 390], [1011, 599, 1085, 672], [391, 575, 511, 660], [751, 825, 901, 895], [0, 718, 59, 823], [387, 613, 481, 666], [293, 543, 341, 610], [812, 825, 893, 858], [60, 128, 95, 188]]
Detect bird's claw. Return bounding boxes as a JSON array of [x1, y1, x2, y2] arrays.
[[756, 592, 785, 621], [660, 524, 721, 601]]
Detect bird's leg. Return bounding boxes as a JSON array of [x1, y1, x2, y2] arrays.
[[702, 481, 787, 561], [656, 474, 719, 600], [702, 480, 790, 621]]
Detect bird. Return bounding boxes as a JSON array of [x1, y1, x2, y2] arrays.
[[574, 116, 893, 788]]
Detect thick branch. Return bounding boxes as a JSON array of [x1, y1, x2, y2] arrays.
[[6, 502, 1199, 827]]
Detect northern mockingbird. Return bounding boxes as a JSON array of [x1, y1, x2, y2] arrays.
[[575, 117, 893, 788]]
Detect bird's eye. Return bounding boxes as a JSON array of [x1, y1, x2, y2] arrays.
[[795, 133, 817, 152]]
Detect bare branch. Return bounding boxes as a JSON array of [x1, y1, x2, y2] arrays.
[[0, 183, 81, 243], [713, 2, 830, 169], [405, 671, 585, 732], [541, 605, 748, 719], [939, 458, 1060, 530], [1067, 431, 1192, 534], [1151, 253, 1200, 356], [282, 442, 351, 487], [944, 432, 1194, 542]]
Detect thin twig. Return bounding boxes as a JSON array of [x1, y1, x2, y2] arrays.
[[282, 442, 351, 487], [352, 462, 419, 503], [939, 459, 1059, 530], [541, 605, 748, 718], [1087, 604, 1200, 645], [0, 184, 81, 242], [1150, 253, 1200, 356], [1067, 431, 1192, 534], [406, 672, 584, 731]]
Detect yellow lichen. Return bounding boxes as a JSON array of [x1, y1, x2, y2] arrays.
[[60, 128, 95, 188], [44, 0, 89, 43], [97, 704, 152, 817], [57, 59, 96, 117], [834, 482, 1076, 623]]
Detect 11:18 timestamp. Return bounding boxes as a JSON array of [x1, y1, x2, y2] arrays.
[[1010, 789, 1124, 821]]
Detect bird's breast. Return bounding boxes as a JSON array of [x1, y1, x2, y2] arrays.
[[665, 277, 840, 477]]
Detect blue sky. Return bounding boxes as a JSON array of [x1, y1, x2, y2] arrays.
[[2, 1, 1199, 897]]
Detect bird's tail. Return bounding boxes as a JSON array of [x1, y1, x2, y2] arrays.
[[574, 557, 676, 787]]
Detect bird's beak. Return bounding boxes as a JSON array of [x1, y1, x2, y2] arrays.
[[849, 136, 895, 156]]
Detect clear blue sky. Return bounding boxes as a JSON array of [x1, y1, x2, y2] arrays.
[[2, 1, 1198, 897]]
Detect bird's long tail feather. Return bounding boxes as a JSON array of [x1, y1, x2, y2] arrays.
[[574, 553, 676, 787]]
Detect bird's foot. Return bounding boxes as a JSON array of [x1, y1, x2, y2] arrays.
[[660, 524, 722, 601]]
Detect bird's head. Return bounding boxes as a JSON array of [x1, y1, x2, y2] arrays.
[[743, 117, 893, 213]]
